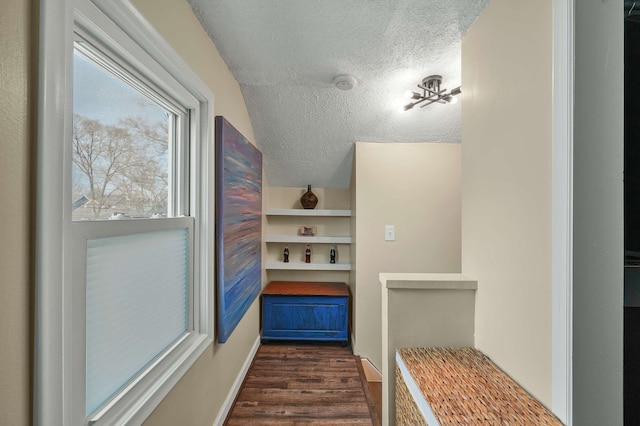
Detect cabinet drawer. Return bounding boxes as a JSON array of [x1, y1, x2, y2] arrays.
[[261, 295, 348, 341]]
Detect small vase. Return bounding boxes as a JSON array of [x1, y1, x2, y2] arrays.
[[300, 185, 318, 209]]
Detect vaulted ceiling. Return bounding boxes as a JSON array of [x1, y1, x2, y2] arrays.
[[188, 0, 488, 188]]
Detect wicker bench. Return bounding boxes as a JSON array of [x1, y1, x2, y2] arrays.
[[395, 347, 563, 425]]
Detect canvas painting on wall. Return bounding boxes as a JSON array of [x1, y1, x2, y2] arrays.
[[215, 116, 262, 343]]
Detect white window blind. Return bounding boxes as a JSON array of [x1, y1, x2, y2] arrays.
[[85, 228, 190, 415]]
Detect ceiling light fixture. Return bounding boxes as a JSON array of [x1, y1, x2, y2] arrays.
[[400, 75, 461, 112]]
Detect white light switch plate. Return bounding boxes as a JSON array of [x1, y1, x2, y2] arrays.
[[385, 225, 395, 241]]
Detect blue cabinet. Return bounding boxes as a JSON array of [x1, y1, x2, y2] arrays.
[[261, 281, 349, 342]]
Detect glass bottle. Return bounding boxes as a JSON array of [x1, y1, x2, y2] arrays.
[[283, 245, 289, 263], [305, 244, 311, 263]]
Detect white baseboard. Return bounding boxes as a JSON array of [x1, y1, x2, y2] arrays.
[[212, 336, 261, 426]]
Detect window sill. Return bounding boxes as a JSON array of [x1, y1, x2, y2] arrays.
[[89, 333, 212, 425]]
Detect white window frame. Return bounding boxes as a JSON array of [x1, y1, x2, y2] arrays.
[[35, 1, 215, 425], [71, 32, 191, 220]]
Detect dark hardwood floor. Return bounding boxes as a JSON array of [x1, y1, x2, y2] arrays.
[[224, 343, 380, 425]]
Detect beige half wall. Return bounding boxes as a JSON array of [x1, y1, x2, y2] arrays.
[[352, 142, 462, 369]]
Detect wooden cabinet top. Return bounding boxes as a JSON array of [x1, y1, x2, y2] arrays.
[[263, 281, 349, 297]]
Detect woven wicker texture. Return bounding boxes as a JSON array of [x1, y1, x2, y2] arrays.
[[396, 364, 429, 426], [397, 348, 564, 425]]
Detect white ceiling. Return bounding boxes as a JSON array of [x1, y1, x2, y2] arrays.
[[188, 0, 488, 188]]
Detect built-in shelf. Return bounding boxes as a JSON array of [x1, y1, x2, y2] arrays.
[[266, 208, 352, 217], [266, 206, 351, 273], [266, 261, 352, 271], [265, 235, 352, 244]]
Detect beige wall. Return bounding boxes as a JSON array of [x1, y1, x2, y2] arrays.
[[0, 0, 36, 424], [353, 142, 462, 369], [132, 0, 254, 144], [461, 0, 553, 406], [129, 1, 260, 424]]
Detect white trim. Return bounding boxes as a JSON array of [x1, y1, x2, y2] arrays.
[[395, 352, 441, 426], [551, 0, 574, 423], [35, 0, 74, 424], [212, 336, 261, 426], [265, 208, 352, 217], [265, 235, 352, 244], [265, 260, 352, 270]]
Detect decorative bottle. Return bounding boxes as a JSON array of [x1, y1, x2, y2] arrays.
[[329, 245, 336, 264], [305, 244, 312, 263], [283, 245, 289, 263], [300, 185, 318, 209]]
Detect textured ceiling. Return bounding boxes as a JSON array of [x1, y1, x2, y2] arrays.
[[188, 0, 488, 188]]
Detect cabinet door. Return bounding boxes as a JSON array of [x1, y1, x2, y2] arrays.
[[262, 295, 348, 341]]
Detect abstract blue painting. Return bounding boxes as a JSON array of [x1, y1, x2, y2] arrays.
[[215, 116, 262, 343]]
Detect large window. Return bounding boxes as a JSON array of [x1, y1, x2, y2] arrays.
[[36, 1, 214, 425]]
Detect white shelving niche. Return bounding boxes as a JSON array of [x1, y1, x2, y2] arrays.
[[266, 208, 351, 217], [265, 208, 352, 273]]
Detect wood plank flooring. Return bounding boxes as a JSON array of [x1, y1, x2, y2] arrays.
[[225, 343, 378, 425]]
